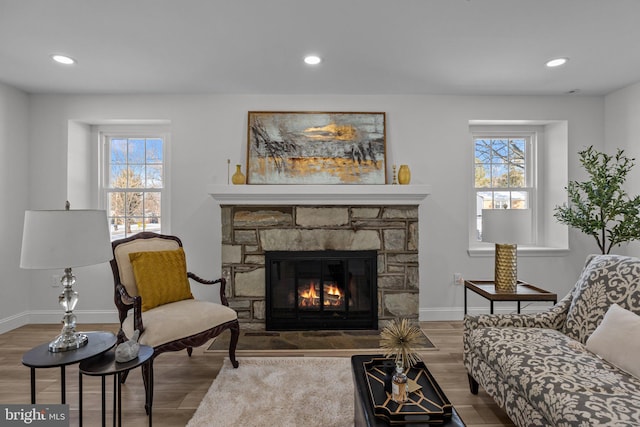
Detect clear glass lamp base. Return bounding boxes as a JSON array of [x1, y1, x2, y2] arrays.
[[49, 331, 88, 352], [48, 267, 88, 352]]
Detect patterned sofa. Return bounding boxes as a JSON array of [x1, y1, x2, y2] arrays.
[[464, 254, 640, 427]]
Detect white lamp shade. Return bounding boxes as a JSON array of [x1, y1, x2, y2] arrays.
[[20, 210, 112, 269], [481, 209, 532, 244]]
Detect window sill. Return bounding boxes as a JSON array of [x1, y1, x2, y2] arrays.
[[468, 246, 570, 257]]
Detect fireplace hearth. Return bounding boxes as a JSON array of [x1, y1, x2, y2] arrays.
[[265, 250, 378, 330]]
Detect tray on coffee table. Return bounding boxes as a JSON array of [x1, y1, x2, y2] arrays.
[[363, 357, 453, 425]]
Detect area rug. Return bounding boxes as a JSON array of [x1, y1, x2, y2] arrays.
[[186, 357, 354, 427], [205, 329, 435, 355]]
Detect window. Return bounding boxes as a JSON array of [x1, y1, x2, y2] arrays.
[[473, 134, 534, 242], [102, 134, 165, 240], [469, 121, 569, 254]]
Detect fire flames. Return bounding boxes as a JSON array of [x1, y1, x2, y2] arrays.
[[299, 282, 344, 308]]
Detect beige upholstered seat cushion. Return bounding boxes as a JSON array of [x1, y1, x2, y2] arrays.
[[122, 299, 237, 348]]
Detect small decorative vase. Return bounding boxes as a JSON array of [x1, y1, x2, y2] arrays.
[[494, 243, 518, 292], [398, 165, 411, 185], [231, 164, 246, 185], [391, 361, 408, 403]]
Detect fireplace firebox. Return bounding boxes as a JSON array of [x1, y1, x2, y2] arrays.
[[265, 250, 378, 330]]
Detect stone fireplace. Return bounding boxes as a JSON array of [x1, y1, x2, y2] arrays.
[[210, 184, 430, 330], [219, 202, 421, 330]]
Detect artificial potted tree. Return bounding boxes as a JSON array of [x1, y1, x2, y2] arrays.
[[554, 146, 640, 254]]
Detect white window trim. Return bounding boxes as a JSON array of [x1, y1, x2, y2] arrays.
[[468, 121, 570, 257], [97, 125, 171, 236]]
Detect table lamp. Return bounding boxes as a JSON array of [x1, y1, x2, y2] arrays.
[[20, 204, 112, 352], [481, 209, 532, 292]]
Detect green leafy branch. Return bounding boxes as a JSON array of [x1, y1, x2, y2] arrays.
[[554, 146, 640, 254]]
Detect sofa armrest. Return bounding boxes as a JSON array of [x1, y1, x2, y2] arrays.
[[463, 291, 573, 370], [464, 291, 572, 331]]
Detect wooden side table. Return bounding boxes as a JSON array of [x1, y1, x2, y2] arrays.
[[79, 344, 154, 427], [22, 331, 117, 404], [464, 280, 557, 315]]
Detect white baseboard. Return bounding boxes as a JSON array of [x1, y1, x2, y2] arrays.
[[0, 312, 30, 335], [0, 310, 119, 334], [419, 307, 463, 321]]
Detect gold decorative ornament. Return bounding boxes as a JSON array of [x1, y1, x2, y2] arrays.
[[232, 164, 246, 185], [380, 318, 423, 369], [398, 165, 411, 185], [494, 243, 517, 292]]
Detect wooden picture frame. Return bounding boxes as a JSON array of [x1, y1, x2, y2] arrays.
[[246, 111, 387, 184]]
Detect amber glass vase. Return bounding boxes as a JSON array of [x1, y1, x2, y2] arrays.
[[232, 164, 246, 185], [398, 165, 411, 185]]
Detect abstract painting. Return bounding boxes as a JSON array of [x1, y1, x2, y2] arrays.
[[246, 111, 386, 184]]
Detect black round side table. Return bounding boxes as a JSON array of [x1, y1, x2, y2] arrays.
[[22, 331, 117, 404], [79, 344, 154, 427]]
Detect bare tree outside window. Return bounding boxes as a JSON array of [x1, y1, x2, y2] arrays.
[[106, 137, 163, 240]]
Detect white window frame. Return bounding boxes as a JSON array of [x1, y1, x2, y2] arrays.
[[468, 121, 570, 256], [98, 126, 171, 240], [471, 130, 537, 246]]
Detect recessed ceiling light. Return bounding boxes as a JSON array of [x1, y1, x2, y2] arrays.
[[51, 54, 76, 65], [545, 57, 568, 68], [304, 55, 322, 65]]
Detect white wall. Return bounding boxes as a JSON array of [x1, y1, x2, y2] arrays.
[[67, 121, 93, 208], [19, 93, 605, 324], [605, 81, 640, 258], [0, 83, 30, 332]]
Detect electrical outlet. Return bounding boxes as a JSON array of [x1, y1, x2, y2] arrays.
[[51, 274, 61, 287], [453, 273, 464, 285]]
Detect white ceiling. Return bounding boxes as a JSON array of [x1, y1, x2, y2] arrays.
[[1, 0, 639, 96]]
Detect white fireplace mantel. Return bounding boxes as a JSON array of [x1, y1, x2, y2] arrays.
[[207, 184, 431, 205]]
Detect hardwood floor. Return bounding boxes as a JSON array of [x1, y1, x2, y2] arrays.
[[1, 322, 514, 427]]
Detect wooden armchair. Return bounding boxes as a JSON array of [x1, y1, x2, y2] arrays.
[[110, 232, 239, 410]]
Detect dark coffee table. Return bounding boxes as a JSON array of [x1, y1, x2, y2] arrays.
[[351, 354, 465, 426]]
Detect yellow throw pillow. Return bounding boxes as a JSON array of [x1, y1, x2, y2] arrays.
[[129, 248, 193, 312]]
